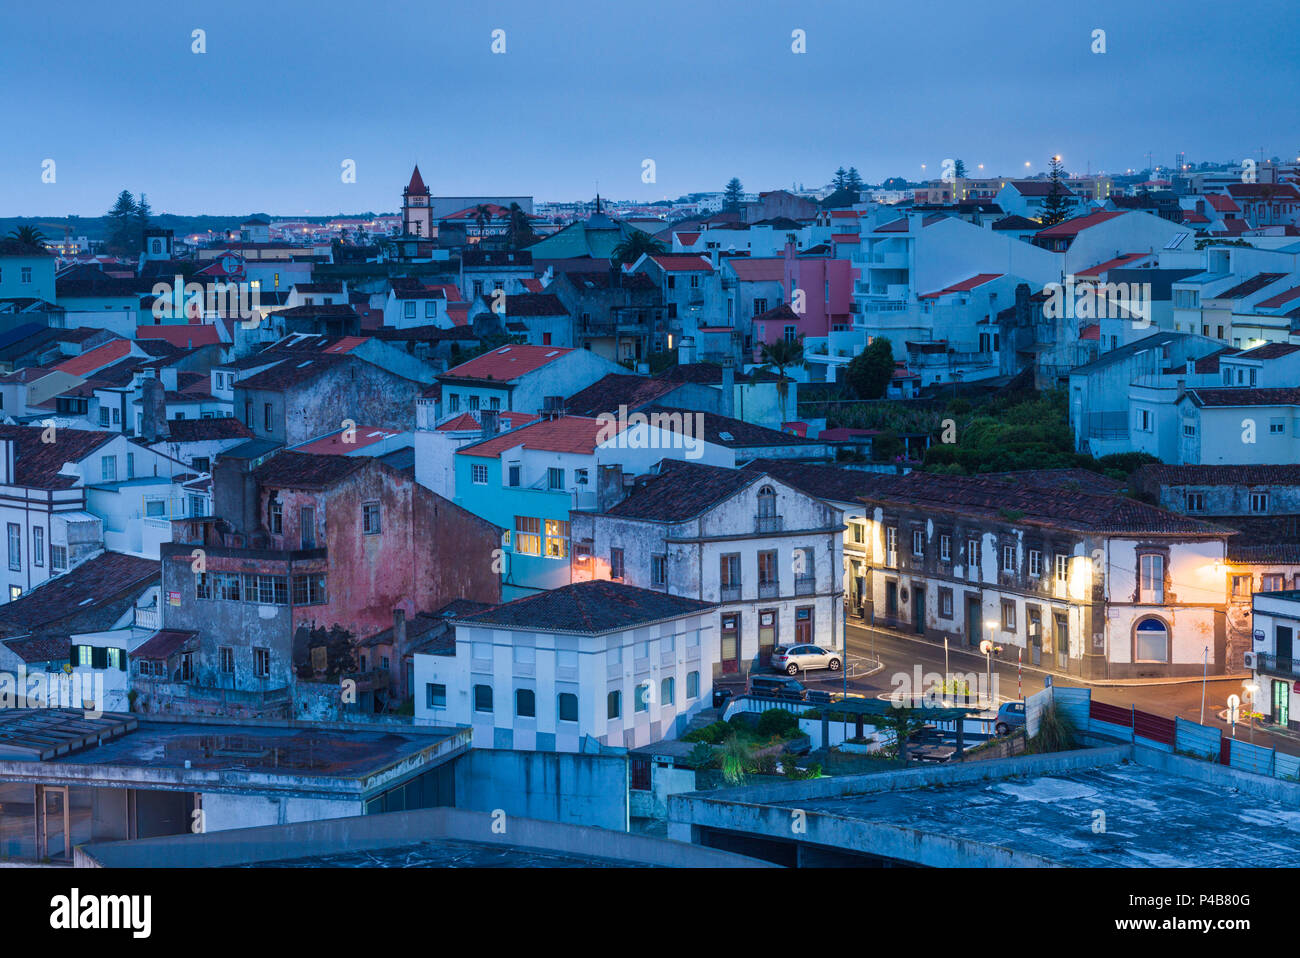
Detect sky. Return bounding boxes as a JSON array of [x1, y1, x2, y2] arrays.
[[1, 0, 1298, 217]]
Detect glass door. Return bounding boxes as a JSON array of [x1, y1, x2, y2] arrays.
[[720, 614, 740, 674], [758, 611, 776, 666], [1273, 680, 1290, 727]]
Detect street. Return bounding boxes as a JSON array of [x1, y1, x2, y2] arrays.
[[808, 622, 1300, 757]]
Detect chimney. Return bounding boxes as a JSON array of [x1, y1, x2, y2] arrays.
[[542, 396, 565, 420], [393, 607, 408, 655], [479, 408, 499, 439], [0, 439, 13, 485], [140, 377, 169, 442], [1014, 283, 1032, 328], [212, 456, 258, 536], [596, 464, 629, 512], [678, 335, 697, 366], [720, 356, 735, 418]]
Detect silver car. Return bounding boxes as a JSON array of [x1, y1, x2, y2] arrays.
[[771, 644, 841, 675]]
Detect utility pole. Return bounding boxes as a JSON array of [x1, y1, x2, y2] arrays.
[[1199, 646, 1209, 724]]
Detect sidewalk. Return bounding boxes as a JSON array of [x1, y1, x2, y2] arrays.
[[846, 619, 1251, 689]]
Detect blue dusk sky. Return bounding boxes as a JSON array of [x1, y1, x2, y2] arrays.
[[1, 0, 1298, 215]]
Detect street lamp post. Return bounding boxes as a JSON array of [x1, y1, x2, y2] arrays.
[[1199, 646, 1209, 724], [980, 638, 995, 709]]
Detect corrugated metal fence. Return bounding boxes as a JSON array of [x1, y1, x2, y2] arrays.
[[1031, 685, 1300, 784]]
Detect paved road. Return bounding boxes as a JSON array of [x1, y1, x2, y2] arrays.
[[834, 621, 1300, 757]]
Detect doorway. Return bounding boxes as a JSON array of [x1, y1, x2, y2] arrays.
[[912, 587, 925, 635], [1277, 625, 1294, 668], [1028, 609, 1042, 666], [1273, 679, 1290, 727], [965, 596, 981, 647], [758, 610, 777, 666], [1055, 614, 1070, 670], [721, 613, 740, 674], [36, 785, 70, 861], [795, 607, 813, 645]]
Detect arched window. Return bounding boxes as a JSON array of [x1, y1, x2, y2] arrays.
[[757, 485, 776, 516], [1134, 617, 1169, 663], [151, 239, 162, 254]]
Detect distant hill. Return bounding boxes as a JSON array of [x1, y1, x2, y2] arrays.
[[0, 213, 396, 244]]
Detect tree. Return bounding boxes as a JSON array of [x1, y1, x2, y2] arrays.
[[504, 202, 537, 249], [881, 176, 909, 191], [953, 159, 968, 180], [832, 166, 848, 190], [105, 190, 137, 255], [610, 230, 665, 268], [846, 337, 895, 400], [756, 336, 805, 422], [723, 177, 744, 212], [473, 204, 493, 235], [134, 192, 153, 237], [875, 705, 929, 766], [845, 167, 864, 192], [6, 225, 46, 248], [1041, 155, 1071, 226]]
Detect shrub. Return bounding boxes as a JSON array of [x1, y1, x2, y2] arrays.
[[682, 721, 730, 745], [1028, 701, 1076, 753], [756, 708, 798, 739]]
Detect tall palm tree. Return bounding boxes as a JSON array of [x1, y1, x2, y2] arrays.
[[7, 225, 47, 248], [505, 203, 537, 249], [610, 230, 665, 268], [756, 335, 806, 422], [473, 204, 493, 235]]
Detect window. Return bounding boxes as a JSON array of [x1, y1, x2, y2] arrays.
[[98, 408, 110, 427], [404, 301, 416, 319], [300, 507, 316, 549], [263, 403, 273, 432], [253, 647, 270, 679], [1250, 491, 1269, 513], [912, 530, 924, 557], [507, 464, 520, 487], [514, 516, 541, 555], [6, 524, 19, 572], [31, 527, 43, 567], [448, 394, 460, 412], [1185, 492, 1205, 513], [661, 676, 675, 706], [610, 547, 625, 580], [515, 688, 536, 717], [426, 683, 447, 709], [939, 588, 953, 618], [967, 539, 979, 570], [940, 535, 951, 561], [474, 684, 493, 713], [1138, 408, 1151, 432], [1139, 553, 1164, 603], [544, 519, 569, 558], [192, 456, 211, 474], [1001, 599, 1017, 632], [607, 689, 622, 719], [1029, 550, 1041, 578], [651, 554, 667, 586], [51, 545, 66, 572], [292, 573, 327, 605], [1134, 618, 1169, 663], [471, 463, 489, 485], [758, 550, 778, 587], [634, 682, 650, 713], [687, 670, 700, 699], [1270, 419, 1285, 435], [360, 501, 382, 535], [753, 298, 768, 316], [720, 553, 740, 593], [195, 572, 212, 599], [1002, 545, 1014, 574], [886, 527, 898, 565], [1261, 573, 1285, 592], [220, 647, 234, 674], [489, 396, 501, 410], [1231, 574, 1253, 597], [548, 467, 565, 490], [468, 395, 480, 411], [269, 497, 283, 534], [557, 692, 578, 722], [425, 301, 436, 318], [21, 267, 32, 284], [1055, 553, 1069, 585], [101, 456, 117, 482]]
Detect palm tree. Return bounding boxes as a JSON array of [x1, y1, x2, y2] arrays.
[[610, 230, 665, 268], [505, 203, 537, 249], [473, 204, 493, 237], [756, 335, 806, 422], [6, 225, 47, 248]]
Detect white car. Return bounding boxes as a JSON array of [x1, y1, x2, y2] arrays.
[[771, 644, 841, 675]]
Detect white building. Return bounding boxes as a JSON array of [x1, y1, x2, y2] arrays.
[[413, 580, 717, 751], [570, 460, 846, 676], [1247, 588, 1300, 731]]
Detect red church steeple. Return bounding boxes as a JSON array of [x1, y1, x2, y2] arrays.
[[405, 164, 429, 196]]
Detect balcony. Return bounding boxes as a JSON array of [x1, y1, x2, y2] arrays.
[[1255, 653, 1300, 679], [794, 575, 816, 596], [133, 606, 160, 631], [755, 514, 783, 534], [758, 581, 779, 599], [720, 584, 742, 603]]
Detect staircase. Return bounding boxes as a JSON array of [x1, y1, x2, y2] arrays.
[[684, 707, 723, 735]]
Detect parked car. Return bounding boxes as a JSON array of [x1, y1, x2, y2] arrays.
[[771, 644, 841, 675], [995, 701, 1026, 736], [749, 674, 807, 701]]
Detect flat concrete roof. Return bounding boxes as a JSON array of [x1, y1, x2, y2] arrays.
[[669, 746, 1300, 867]]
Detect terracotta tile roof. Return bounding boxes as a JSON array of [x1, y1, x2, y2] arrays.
[[406, 165, 427, 195], [741, 458, 891, 504], [1226, 183, 1300, 201], [606, 460, 759, 521], [252, 450, 370, 489], [235, 353, 352, 391], [675, 231, 701, 245], [1182, 210, 1211, 224], [655, 362, 782, 386], [873, 218, 910, 233], [1035, 210, 1125, 238], [1186, 387, 1300, 407], [1232, 342, 1300, 360], [1253, 286, 1300, 310], [133, 629, 199, 660], [724, 258, 785, 282], [1216, 515, 1300, 564], [0, 551, 160, 641], [496, 293, 568, 316], [860, 472, 1229, 537], [441, 344, 572, 382], [753, 303, 801, 323], [641, 406, 819, 448], [458, 580, 714, 635], [1007, 180, 1060, 197], [920, 273, 1003, 299], [1134, 464, 1300, 487], [991, 215, 1039, 230], [456, 415, 613, 458], [1075, 253, 1152, 278], [649, 254, 713, 272], [1206, 194, 1240, 213], [0, 424, 116, 489], [1212, 273, 1288, 300], [163, 417, 254, 443], [52, 339, 133, 377], [563, 374, 682, 417], [293, 426, 399, 455]]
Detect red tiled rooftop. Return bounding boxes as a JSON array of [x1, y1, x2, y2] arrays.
[[1075, 253, 1151, 278], [1255, 285, 1300, 310], [1035, 210, 1125, 238], [293, 426, 399, 455], [724, 258, 785, 282], [456, 415, 617, 458], [648, 254, 713, 272], [442, 344, 573, 382], [919, 273, 1003, 299], [52, 339, 133, 377], [135, 325, 224, 349]]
